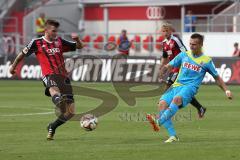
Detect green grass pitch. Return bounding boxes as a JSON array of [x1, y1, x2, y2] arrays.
[[0, 80, 239, 160]]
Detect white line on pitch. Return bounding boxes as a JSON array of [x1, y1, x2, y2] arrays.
[[0, 106, 53, 111], [0, 112, 54, 117]]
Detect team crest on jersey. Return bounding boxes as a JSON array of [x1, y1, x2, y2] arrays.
[[54, 41, 59, 47], [170, 43, 174, 49], [183, 62, 202, 72], [167, 50, 173, 55]]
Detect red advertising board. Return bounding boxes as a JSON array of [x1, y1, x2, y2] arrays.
[[1, 56, 239, 85]]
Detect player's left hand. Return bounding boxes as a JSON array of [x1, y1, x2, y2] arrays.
[[71, 33, 85, 49], [71, 33, 79, 41], [225, 90, 233, 100], [158, 78, 164, 83]]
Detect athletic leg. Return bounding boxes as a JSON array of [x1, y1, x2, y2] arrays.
[[190, 97, 206, 118]]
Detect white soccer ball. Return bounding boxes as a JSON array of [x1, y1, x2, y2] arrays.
[[80, 114, 98, 131]]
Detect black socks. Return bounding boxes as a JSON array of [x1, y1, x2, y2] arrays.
[[190, 97, 203, 111], [51, 114, 67, 130]]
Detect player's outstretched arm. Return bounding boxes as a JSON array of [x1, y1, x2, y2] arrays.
[[214, 76, 233, 99], [71, 33, 84, 49], [9, 52, 25, 75], [159, 56, 169, 70], [159, 64, 172, 81], [159, 51, 169, 68]]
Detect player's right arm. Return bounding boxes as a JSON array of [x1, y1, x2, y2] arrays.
[[160, 51, 169, 67], [159, 52, 184, 80], [158, 51, 169, 79], [158, 63, 173, 80], [9, 52, 25, 75], [10, 39, 37, 75]]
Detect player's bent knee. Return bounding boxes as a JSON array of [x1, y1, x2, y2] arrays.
[[173, 96, 182, 105], [65, 95, 74, 104], [158, 100, 168, 111], [59, 104, 75, 121], [64, 111, 74, 120], [67, 104, 75, 115], [49, 87, 61, 97]]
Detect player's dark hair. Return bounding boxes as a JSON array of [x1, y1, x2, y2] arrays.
[[45, 19, 60, 28], [122, 29, 127, 33], [191, 33, 204, 44]]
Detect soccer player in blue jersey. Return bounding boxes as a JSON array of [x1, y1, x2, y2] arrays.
[[146, 33, 233, 143]]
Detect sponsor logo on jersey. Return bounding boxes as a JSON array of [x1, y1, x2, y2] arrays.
[[47, 48, 60, 55], [183, 62, 201, 72]]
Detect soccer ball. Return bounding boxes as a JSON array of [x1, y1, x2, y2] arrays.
[[80, 114, 98, 131]]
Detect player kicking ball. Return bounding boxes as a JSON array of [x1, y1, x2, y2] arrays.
[[10, 19, 84, 140], [160, 22, 206, 118], [146, 33, 233, 143]]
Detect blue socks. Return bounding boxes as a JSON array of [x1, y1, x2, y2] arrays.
[[158, 103, 179, 125], [158, 103, 179, 137]]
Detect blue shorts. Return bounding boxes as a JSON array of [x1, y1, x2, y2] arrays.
[[160, 85, 197, 107]]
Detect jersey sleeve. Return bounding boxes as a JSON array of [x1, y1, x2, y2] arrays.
[[169, 52, 184, 68], [175, 39, 187, 52], [22, 39, 37, 57], [61, 38, 76, 52], [179, 45, 187, 52], [206, 60, 219, 78]]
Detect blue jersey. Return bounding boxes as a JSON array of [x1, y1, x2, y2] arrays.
[[169, 51, 219, 89]]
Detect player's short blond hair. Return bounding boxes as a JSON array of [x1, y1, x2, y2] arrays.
[[161, 22, 172, 30]]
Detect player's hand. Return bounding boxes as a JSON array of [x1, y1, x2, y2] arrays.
[[225, 90, 233, 100], [71, 33, 79, 41], [9, 65, 16, 75], [158, 71, 166, 82], [71, 33, 85, 49], [158, 78, 164, 83]]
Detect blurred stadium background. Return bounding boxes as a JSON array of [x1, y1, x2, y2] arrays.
[[0, 0, 240, 84], [0, 0, 240, 160]]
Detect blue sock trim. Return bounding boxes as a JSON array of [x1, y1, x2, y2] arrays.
[[162, 119, 176, 136], [158, 103, 179, 125], [158, 110, 165, 118]]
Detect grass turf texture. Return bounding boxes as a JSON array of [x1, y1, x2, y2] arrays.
[[0, 80, 239, 160]]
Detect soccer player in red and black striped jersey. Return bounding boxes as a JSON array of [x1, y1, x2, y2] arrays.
[[10, 19, 84, 140], [159, 23, 206, 118]]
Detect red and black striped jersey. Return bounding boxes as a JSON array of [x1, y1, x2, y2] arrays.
[[162, 34, 187, 73], [22, 36, 76, 77]]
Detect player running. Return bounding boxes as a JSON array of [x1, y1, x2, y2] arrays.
[[160, 23, 207, 118], [147, 33, 232, 143], [9, 19, 84, 140]]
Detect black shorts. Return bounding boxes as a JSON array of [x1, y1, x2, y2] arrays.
[[42, 74, 74, 101], [166, 72, 178, 85]]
